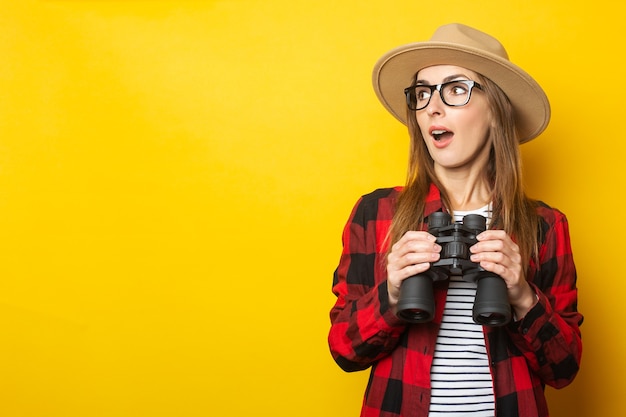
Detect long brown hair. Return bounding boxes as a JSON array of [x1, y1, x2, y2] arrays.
[[388, 72, 540, 267]]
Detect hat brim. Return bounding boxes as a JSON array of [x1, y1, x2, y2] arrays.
[[372, 42, 550, 143]]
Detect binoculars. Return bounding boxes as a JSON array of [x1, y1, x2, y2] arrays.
[[396, 212, 512, 326]]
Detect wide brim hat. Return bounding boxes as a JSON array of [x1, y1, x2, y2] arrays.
[[372, 23, 550, 143]]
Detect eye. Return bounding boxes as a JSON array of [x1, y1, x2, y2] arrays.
[[414, 86, 431, 102], [447, 81, 470, 96]]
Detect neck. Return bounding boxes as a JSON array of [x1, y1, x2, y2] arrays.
[[436, 167, 491, 211]]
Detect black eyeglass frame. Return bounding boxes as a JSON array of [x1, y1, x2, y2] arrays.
[[404, 80, 483, 111]]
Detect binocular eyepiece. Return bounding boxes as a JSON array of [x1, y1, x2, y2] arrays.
[[396, 212, 512, 326]]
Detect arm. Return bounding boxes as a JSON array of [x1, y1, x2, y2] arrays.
[[328, 192, 408, 372], [506, 208, 583, 388]]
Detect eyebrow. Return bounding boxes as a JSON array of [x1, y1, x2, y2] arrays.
[[415, 74, 472, 85]]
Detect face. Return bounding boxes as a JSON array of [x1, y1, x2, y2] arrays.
[[414, 65, 493, 175]]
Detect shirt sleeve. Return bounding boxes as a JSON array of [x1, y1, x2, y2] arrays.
[[328, 191, 407, 372], [507, 207, 583, 388]]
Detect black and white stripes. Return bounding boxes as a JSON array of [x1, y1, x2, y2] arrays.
[[428, 206, 494, 416]]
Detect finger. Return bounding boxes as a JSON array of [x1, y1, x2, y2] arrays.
[[471, 235, 518, 257], [476, 260, 510, 280], [388, 250, 440, 272], [396, 231, 437, 246], [471, 252, 523, 284], [470, 251, 507, 265], [395, 261, 436, 280], [476, 230, 508, 241], [391, 238, 441, 260]]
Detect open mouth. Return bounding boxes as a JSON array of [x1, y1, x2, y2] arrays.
[[431, 129, 452, 141]]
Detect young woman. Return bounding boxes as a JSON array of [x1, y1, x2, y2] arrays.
[[328, 23, 583, 417]]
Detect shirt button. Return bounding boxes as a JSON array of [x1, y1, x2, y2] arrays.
[[522, 328, 529, 335]]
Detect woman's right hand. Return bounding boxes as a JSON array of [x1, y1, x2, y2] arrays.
[[386, 231, 441, 309]]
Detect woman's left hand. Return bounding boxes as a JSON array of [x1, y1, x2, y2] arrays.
[[470, 230, 537, 320]]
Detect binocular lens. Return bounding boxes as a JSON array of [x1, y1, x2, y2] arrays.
[[397, 308, 432, 323], [475, 311, 508, 324]]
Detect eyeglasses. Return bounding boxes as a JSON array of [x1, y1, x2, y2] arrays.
[[404, 80, 483, 111]]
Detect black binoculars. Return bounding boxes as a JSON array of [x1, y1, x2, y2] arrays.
[[396, 212, 512, 326]]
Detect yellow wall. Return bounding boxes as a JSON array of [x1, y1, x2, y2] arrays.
[[0, 0, 621, 416]]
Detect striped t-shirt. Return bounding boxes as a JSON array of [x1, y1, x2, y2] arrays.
[[429, 205, 495, 416]]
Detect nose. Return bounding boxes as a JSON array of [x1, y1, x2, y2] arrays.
[[425, 92, 445, 116]]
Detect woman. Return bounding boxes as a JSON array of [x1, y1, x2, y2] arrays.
[[328, 23, 583, 417]]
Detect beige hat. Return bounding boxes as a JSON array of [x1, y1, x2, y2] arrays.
[[372, 23, 550, 143]]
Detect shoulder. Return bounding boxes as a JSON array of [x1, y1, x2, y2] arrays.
[[349, 187, 402, 225], [360, 187, 402, 204], [534, 200, 571, 243], [535, 200, 568, 224]]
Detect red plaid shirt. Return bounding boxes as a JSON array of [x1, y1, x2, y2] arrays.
[[328, 184, 583, 417]]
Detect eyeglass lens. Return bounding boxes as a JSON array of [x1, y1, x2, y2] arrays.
[[407, 80, 477, 111]]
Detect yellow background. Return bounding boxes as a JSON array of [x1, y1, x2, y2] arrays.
[[0, 0, 621, 416]]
